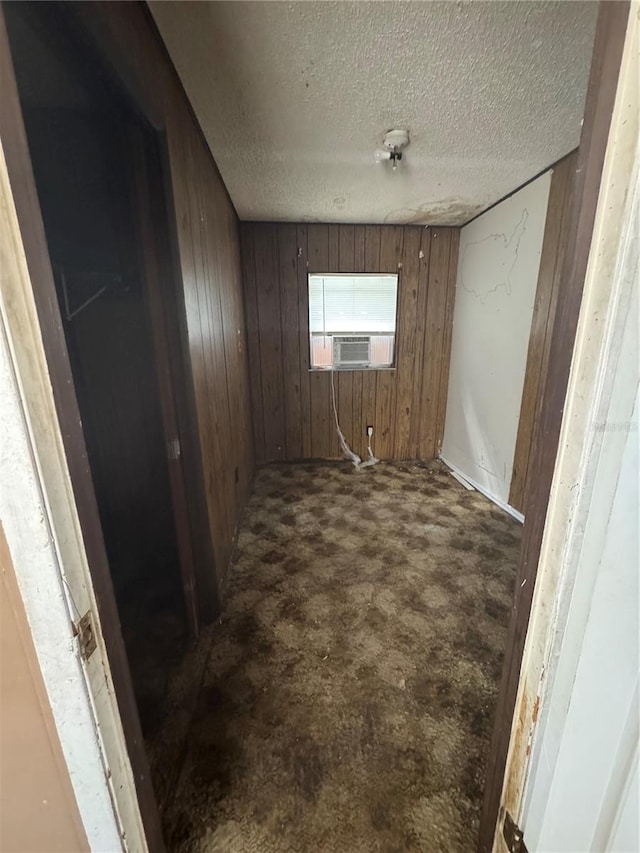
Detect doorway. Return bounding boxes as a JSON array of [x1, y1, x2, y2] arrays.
[[3, 0, 200, 812], [1, 3, 632, 848]]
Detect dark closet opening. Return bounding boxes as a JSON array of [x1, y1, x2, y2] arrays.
[[4, 0, 194, 776]]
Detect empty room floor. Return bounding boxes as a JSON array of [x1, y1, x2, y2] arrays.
[[164, 461, 520, 852]]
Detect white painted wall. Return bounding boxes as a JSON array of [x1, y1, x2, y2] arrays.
[[441, 171, 552, 512]]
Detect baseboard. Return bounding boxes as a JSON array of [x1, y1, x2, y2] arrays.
[[440, 456, 525, 524]]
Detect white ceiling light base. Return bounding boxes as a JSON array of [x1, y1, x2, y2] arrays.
[[382, 129, 410, 152], [376, 128, 410, 170]]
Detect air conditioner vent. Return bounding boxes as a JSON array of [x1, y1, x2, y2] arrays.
[[333, 336, 371, 367]]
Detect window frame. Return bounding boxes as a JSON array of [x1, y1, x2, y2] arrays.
[[307, 271, 401, 372]]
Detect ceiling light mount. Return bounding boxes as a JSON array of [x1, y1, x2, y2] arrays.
[[375, 128, 410, 171], [382, 129, 410, 152]]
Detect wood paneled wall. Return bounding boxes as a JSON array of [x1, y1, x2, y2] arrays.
[[241, 223, 460, 463], [71, 3, 255, 588], [510, 152, 577, 513]]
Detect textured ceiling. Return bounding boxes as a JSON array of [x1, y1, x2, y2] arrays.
[[150, 1, 597, 225]]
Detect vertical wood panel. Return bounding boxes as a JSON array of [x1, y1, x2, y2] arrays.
[[351, 226, 366, 457], [296, 225, 312, 458], [434, 229, 460, 455], [194, 147, 233, 548], [254, 225, 286, 460], [418, 228, 453, 458], [240, 224, 266, 464], [327, 226, 341, 457], [375, 226, 403, 459], [409, 228, 432, 457], [394, 226, 423, 459], [509, 152, 577, 512], [184, 131, 231, 557], [243, 222, 460, 463], [217, 181, 253, 516], [278, 224, 302, 459], [307, 225, 332, 458]]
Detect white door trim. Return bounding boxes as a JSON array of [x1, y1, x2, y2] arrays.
[[494, 5, 639, 848], [0, 133, 146, 851]]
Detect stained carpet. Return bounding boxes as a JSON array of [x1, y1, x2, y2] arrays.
[[120, 571, 213, 811], [164, 461, 519, 852]]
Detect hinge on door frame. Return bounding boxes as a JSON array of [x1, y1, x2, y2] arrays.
[[73, 610, 97, 661], [503, 811, 528, 853]]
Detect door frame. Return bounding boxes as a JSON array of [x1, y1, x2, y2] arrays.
[[0, 1, 219, 849], [0, 6, 165, 851], [128, 122, 200, 638], [477, 2, 631, 850], [0, 127, 141, 853], [58, 0, 221, 626], [66, 0, 220, 623]]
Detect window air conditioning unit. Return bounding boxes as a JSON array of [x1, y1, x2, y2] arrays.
[[333, 335, 371, 368]]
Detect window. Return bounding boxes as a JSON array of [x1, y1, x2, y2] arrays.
[[308, 273, 399, 370]]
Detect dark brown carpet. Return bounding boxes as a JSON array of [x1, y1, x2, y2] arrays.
[[164, 461, 519, 852], [121, 572, 216, 812]]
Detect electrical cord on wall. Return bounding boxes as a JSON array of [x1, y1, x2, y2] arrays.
[[330, 370, 379, 470]]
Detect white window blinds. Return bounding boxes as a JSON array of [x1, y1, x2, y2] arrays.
[[308, 274, 398, 334]]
